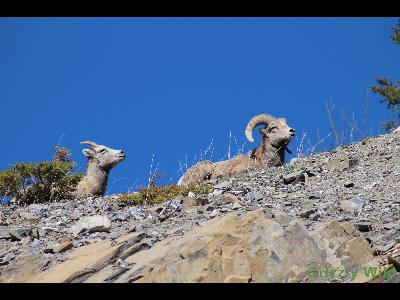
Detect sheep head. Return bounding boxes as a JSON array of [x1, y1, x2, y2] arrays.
[[80, 141, 125, 171], [245, 114, 295, 152]]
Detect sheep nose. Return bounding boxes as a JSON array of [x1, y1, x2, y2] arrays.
[[120, 151, 125, 155], [289, 128, 295, 133]]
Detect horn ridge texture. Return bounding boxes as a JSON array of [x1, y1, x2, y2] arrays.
[[244, 114, 275, 143]]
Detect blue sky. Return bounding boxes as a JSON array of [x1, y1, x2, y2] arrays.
[[1, 17, 399, 195]]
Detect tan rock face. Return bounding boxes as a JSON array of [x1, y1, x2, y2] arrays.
[[132, 210, 377, 283], [3, 209, 378, 283], [0, 255, 50, 283]]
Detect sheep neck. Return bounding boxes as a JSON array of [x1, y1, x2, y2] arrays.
[[253, 138, 286, 167], [84, 159, 109, 195]]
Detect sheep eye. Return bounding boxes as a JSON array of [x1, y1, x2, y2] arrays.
[[270, 127, 278, 132], [99, 149, 107, 153]]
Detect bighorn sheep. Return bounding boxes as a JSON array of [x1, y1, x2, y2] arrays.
[[178, 114, 295, 186], [74, 141, 125, 199]]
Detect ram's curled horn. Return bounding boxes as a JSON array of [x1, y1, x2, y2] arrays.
[[245, 114, 276, 143], [80, 141, 98, 148]]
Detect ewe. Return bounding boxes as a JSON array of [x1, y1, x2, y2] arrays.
[[74, 141, 125, 199], [178, 114, 295, 186]]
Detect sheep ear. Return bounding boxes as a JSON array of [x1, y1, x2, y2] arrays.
[[82, 149, 95, 157], [278, 118, 286, 123], [259, 128, 268, 136]]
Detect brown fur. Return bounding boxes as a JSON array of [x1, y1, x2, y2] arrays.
[[178, 117, 294, 186]]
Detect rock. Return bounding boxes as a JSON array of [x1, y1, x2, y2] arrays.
[[299, 208, 316, 218], [8, 228, 32, 241], [0, 209, 380, 283], [69, 215, 111, 236], [0, 255, 51, 283], [24, 233, 144, 283], [344, 181, 354, 188], [108, 232, 121, 240], [211, 189, 224, 196], [0, 252, 16, 266], [28, 204, 47, 212], [182, 196, 209, 210], [340, 198, 364, 213], [272, 211, 293, 226], [51, 239, 74, 254], [222, 193, 240, 203], [228, 189, 246, 195], [232, 202, 242, 210], [0, 218, 8, 226], [205, 205, 214, 212], [69, 214, 80, 221], [31, 228, 40, 239], [0, 231, 11, 240], [327, 158, 358, 172], [354, 221, 372, 232], [195, 198, 209, 206], [305, 167, 322, 176], [374, 241, 396, 254], [127, 210, 376, 283], [111, 213, 129, 222], [364, 182, 378, 189], [363, 232, 374, 244], [283, 171, 305, 184], [212, 194, 237, 206], [382, 216, 395, 223], [309, 213, 320, 221], [384, 223, 396, 230], [210, 209, 220, 218], [392, 126, 400, 133], [158, 214, 167, 222], [275, 193, 288, 200], [19, 211, 39, 221], [128, 207, 145, 221], [243, 190, 263, 202], [213, 181, 230, 190]]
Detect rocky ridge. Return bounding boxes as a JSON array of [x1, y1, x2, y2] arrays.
[[1, 130, 400, 283]]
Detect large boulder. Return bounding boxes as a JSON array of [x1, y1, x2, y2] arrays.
[[128, 209, 378, 283]]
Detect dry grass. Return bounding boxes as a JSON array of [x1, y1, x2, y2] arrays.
[[118, 183, 213, 205]]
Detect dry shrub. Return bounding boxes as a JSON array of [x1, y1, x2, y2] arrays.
[[0, 147, 83, 204], [118, 183, 213, 205]]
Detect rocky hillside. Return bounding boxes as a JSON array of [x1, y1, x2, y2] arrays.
[[1, 130, 400, 283]]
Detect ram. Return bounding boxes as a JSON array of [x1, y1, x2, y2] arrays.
[[74, 141, 125, 199], [178, 114, 295, 186]]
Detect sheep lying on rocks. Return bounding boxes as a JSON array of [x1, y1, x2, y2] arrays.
[[74, 141, 125, 199], [178, 114, 295, 186]]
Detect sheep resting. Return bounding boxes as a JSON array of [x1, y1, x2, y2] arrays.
[[178, 114, 295, 186]]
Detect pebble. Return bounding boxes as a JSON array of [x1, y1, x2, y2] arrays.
[[69, 215, 111, 236], [354, 221, 372, 232], [232, 202, 242, 210], [210, 209, 220, 218], [344, 181, 354, 188], [283, 171, 305, 184], [340, 198, 365, 213], [375, 241, 396, 254], [384, 223, 396, 230], [0, 252, 16, 265], [299, 208, 316, 218]]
